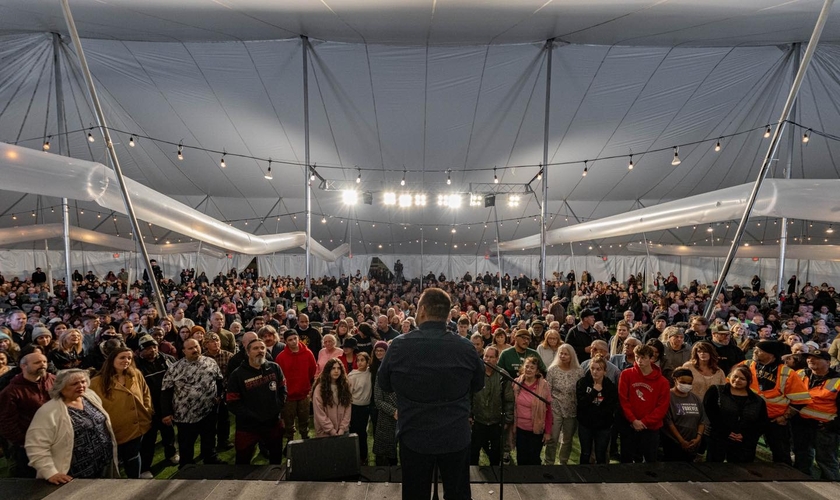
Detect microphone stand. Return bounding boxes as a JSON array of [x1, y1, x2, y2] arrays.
[[482, 360, 550, 500]]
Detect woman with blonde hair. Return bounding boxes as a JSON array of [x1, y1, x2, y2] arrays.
[[537, 329, 562, 368], [544, 344, 583, 465], [316, 334, 344, 375], [90, 347, 153, 478], [681, 341, 726, 399], [50, 329, 84, 370], [312, 358, 352, 437]]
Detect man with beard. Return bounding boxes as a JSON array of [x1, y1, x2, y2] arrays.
[[135, 335, 179, 474], [161, 339, 226, 467], [227, 338, 287, 464], [294, 313, 323, 354], [0, 352, 54, 477]]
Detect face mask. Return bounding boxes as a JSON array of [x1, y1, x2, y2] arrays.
[[676, 383, 693, 394]]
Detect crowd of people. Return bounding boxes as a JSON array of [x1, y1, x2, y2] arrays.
[[0, 264, 839, 484]]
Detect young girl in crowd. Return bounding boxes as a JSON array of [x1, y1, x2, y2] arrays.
[[312, 358, 352, 437], [347, 352, 372, 464]]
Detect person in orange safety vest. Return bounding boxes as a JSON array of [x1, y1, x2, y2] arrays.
[[791, 349, 840, 480], [740, 340, 811, 465]]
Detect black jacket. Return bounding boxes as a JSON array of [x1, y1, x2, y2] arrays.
[[576, 372, 619, 430], [135, 352, 177, 414], [226, 360, 287, 431]]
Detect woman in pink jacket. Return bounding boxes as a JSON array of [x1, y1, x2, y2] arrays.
[[312, 358, 352, 437]]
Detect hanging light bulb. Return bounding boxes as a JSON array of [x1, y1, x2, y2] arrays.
[[401, 169, 406, 187], [447, 170, 451, 185], [220, 153, 226, 168], [537, 169, 542, 180], [828, 225, 835, 234], [264, 159, 273, 180], [803, 129, 810, 143], [714, 139, 721, 152], [764, 126, 771, 138], [129, 136, 135, 147], [12, 215, 17, 220], [87, 130, 95, 142], [177, 142, 184, 160], [43, 137, 51, 151], [582, 161, 588, 177], [628, 155, 634, 170], [671, 147, 681, 166], [356, 168, 361, 184], [494, 167, 499, 184]]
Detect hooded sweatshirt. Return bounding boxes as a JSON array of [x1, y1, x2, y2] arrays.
[[0, 373, 55, 445], [618, 362, 670, 430], [275, 344, 317, 401]]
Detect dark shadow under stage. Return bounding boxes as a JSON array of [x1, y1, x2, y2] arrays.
[[3, 464, 837, 500]]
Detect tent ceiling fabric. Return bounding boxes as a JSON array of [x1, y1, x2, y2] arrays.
[[1, 2, 840, 256], [1, 1, 839, 46]]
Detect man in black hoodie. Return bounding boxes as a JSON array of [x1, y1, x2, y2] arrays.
[[227, 338, 287, 464]]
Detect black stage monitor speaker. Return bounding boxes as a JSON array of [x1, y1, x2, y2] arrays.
[[287, 433, 360, 481]]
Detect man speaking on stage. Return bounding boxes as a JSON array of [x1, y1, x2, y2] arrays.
[[378, 288, 485, 500]]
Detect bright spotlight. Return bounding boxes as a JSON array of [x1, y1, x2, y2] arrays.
[[469, 194, 482, 207], [383, 192, 397, 205], [342, 190, 358, 205], [398, 193, 412, 208], [508, 194, 520, 207], [447, 194, 462, 208], [414, 194, 427, 206]]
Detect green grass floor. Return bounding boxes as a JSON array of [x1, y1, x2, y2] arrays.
[[0, 415, 773, 479]]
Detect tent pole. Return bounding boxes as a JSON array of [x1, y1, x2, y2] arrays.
[[540, 38, 554, 306], [52, 32, 73, 304], [777, 43, 800, 309], [60, 0, 167, 317], [420, 228, 424, 291], [494, 205, 503, 295], [704, 0, 833, 320], [302, 35, 312, 305]]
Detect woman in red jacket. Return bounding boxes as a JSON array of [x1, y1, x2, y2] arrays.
[[617, 344, 670, 463]]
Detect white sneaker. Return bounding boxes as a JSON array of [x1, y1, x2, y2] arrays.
[[139, 471, 154, 479]]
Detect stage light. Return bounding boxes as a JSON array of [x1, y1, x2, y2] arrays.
[[437, 194, 446, 206], [671, 147, 681, 166], [342, 190, 358, 205], [508, 194, 520, 207], [398, 194, 412, 208], [414, 194, 427, 206], [469, 194, 482, 207], [384, 192, 397, 205], [447, 194, 462, 208]]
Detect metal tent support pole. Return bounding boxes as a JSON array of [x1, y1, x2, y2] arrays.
[[540, 39, 554, 304], [420, 228, 424, 291], [495, 206, 503, 294], [60, 0, 167, 316], [302, 35, 312, 304], [52, 32, 74, 304], [777, 43, 800, 308], [704, 0, 834, 319]]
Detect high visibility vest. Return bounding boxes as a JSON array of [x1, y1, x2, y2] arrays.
[[743, 360, 812, 419], [797, 369, 840, 423]]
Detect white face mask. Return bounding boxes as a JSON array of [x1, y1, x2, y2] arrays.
[[676, 383, 693, 394]]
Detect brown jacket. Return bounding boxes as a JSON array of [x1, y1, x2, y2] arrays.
[[90, 372, 153, 444]]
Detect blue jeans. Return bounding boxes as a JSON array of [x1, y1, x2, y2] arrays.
[[578, 424, 611, 464], [792, 419, 840, 481], [117, 436, 142, 478]]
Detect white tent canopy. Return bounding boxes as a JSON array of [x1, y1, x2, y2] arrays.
[[0, 2, 839, 274]]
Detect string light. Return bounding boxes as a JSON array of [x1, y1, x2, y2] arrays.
[[401, 169, 406, 187], [447, 170, 451, 185], [129, 136, 135, 147], [714, 139, 721, 152], [87, 130, 95, 142], [671, 147, 681, 166], [628, 155, 634, 170], [803, 129, 810, 144], [177, 142, 184, 161], [220, 151, 226, 168], [264, 159, 273, 180], [493, 167, 499, 184], [356, 168, 361, 184], [42, 137, 51, 151], [764, 126, 771, 138], [582, 161, 588, 177], [828, 225, 835, 234], [310, 167, 317, 182]]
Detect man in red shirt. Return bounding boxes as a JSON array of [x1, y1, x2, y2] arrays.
[[275, 330, 316, 446], [618, 344, 670, 463]]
